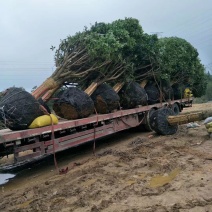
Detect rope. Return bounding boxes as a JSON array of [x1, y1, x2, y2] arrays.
[[93, 108, 99, 156], [118, 103, 145, 128], [50, 114, 59, 173]]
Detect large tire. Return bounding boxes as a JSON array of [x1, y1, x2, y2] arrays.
[[144, 108, 156, 131], [149, 108, 178, 135], [172, 103, 180, 115]]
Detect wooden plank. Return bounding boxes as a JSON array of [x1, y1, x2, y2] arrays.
[[167, 109, 212, 125]]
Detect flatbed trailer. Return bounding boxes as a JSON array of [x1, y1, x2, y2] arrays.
[[0, 98, 192, 169]]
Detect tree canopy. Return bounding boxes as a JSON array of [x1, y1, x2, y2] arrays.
[[158, 37, 207, 97], [32, 18, 207, 100]]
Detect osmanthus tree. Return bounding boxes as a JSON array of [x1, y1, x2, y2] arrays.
[[133, 33, 160, 82], [32, 18, 153, 100], [158, 37, 207, 97]]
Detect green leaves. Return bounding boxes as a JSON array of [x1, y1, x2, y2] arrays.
[[53, 18, 206, 97], [158, 37, 206, 97]]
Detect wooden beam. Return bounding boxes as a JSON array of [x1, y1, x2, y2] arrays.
[[167, 109, 212, 126]]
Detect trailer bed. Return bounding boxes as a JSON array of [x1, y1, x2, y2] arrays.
[[0, 98, 192, 169]]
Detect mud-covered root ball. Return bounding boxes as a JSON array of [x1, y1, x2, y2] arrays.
[[53, 87, 94, 120], [144, 81, 160, 105], [149, 108, 178, 135], [91, 83, 120, 114], [0, 87, 44, 130], [119, 81, 147, 109]]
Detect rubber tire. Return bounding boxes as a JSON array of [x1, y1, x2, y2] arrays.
[[172, 103, 180, 115], [144, 108, 156, 131]]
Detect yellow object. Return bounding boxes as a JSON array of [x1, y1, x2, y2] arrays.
[[207, 127, 212, 133], [29, 114, 58, 129], [206, 122, 212, 129], [184, 88, 193, 98]]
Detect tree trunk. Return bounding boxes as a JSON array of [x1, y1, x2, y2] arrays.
[[84, 82, 98, 96], [140, 80, 148, 88], [42, 86, 60, 101], [32, 77, 59, 100], [167, 109, 212, 126], [113, 82, 124, 93]]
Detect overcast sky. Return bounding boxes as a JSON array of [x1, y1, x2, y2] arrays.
[[0, 0, 212, 91]]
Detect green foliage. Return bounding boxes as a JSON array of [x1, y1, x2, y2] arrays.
[[158, 37, 207, 97], [158, 37, 198, 81], [53, 18, 207, 98], [54, 18, 156, 85], [196, 72, 212, 102], [190, 60, 207, 97]]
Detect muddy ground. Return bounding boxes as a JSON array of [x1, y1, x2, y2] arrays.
[[1, 103, 212, 212]]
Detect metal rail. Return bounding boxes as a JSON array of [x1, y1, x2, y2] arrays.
[[0, 98, 191, 167]]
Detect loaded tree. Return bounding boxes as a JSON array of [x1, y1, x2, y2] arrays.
[[158, 37, 207, 97], [32, 18, 147, 101]]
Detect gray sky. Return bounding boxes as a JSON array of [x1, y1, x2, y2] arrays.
[[0, 0, 212, 91]]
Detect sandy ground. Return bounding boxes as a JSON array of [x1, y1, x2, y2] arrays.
[[1, 103, 212, 212]]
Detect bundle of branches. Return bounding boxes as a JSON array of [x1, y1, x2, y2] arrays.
[[0, 87, 44, 130], [144, 81, 160, 105], [91, 83, 120, 114], [118, 81, 147, 109], [53, 87, 94, 120], [32, 18, 146, 101]]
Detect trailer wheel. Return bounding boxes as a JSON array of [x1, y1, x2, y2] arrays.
[[150, 108, 178, 135], [172, 103, 180, 115], [145, 108, 156, 131]]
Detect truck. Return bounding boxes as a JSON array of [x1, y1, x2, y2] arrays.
[[0, 97, 193, 170]]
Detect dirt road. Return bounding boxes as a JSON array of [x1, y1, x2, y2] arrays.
[[1, 103, 212, 212]]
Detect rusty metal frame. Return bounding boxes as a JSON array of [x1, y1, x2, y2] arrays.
[[0, 98, 191, 165]]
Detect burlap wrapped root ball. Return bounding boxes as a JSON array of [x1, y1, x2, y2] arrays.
[[53, 87, 94, 120], [144, 81, 160, 105], [161, 81, 174, 100], [119, 81, 147, 109], [0, 87, 44, 130], [91, 83, 120, 114]]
